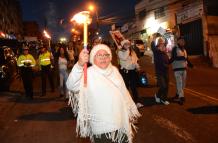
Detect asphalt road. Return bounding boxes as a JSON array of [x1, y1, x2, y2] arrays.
[[0, 55, 217, 143]]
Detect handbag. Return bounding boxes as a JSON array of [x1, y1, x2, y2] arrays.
[[137, 71, 148, 87]]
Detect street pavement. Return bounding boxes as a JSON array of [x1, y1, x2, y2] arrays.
[[0, 54, 218, 143]]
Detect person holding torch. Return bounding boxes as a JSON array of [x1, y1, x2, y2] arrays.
[[66, 44, 140, 143]]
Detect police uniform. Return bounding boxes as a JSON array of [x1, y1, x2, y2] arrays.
[[17, 46, 36, 99], [38, 47, 55, 96]]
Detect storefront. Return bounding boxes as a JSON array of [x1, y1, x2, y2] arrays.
[[176, 1, 204, 55]]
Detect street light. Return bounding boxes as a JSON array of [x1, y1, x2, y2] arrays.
[[71, 28, 76, 33], [71, 11, 92, 87], [60, 37, 67, 43], [43, 30, 51, 50], [88, 5, 94, 12]]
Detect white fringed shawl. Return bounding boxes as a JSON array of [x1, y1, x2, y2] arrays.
[[67, 63, 141, 143]]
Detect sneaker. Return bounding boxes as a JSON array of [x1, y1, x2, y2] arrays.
[[178, 97, 185, 105], [160, 99, 170, 105], [172, 94, 179, 101], [154, 94, 160, 103], [136, 103, 144, 108]]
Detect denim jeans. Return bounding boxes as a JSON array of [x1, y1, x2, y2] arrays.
[[174, 70, 187, 98], [59, 69, 68, 95]]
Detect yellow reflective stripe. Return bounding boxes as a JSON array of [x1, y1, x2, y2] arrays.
[[21, 59, 33, 63], [18, 64, 35, 67], [39, 52, 51, 66], [40, 58, 50, 62], [18, 64, 24, 67]]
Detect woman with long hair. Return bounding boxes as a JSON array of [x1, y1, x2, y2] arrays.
[[57, 46, 69, 97], [117, 39, 144, 108]]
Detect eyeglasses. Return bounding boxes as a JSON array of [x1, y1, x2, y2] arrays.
[[159, 42, 165, 45], [95, 54, 110, 59]]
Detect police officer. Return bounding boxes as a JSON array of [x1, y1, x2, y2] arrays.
[[38, 45, 55, 96], [17, 45, 36, 99]]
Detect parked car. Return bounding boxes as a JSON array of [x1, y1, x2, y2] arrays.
[[0, 46, 17, 91]]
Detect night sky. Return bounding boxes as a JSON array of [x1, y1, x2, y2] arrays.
[[20, 0, 136, 41]]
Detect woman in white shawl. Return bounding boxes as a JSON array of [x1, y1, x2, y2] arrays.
[[66, 44, 140, 143]]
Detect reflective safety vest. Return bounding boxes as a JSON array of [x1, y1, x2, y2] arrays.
[[17, 54, 36, 67], [39, 51, 53, 66]]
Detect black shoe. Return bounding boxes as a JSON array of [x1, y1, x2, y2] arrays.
[[172, 94, 179, 101], [178, 97, 185, 105]]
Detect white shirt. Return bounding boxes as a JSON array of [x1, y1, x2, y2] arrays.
[[58, 57, 68, 70], [117, 49, 139, 70]]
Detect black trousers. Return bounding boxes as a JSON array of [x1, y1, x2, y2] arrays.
[[156, 74, 169, 101], [20, 67, 33, 98], [120, 69, 139, 102], [93, 131, 128, 143], [94, 134, 118, 143], [41, 64, 54, 95]]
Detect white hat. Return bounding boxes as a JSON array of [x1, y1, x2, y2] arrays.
[[120, 39, 130, 47], [89, 44, 112, 64]]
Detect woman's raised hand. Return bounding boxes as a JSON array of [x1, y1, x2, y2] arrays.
[[78, 49, 89, 66]]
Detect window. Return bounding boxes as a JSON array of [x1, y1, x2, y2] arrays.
[[138, 9, 146, 19], [154, 7, 166, 19]]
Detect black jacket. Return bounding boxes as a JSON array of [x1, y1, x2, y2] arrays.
[[153, 49, 169, 75]]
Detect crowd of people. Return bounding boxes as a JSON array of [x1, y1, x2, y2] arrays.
[[16, 33, 192, 143], [16, 42, 79, 100]]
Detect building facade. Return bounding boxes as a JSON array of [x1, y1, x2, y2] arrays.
[[128, 0, 218, 67], [23, 21, 42, 41], [0, 0, 23, 39]]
